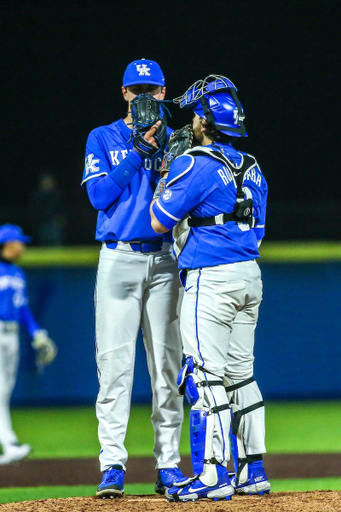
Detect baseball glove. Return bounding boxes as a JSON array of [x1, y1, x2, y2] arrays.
[[161, 124, 193, 176], [130, 93, 168, 157], [32, 329, 57, 369]]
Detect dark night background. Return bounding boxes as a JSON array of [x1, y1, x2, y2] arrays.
[[1, 0, 339, 245]]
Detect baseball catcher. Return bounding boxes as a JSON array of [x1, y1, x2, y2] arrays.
[[150, 75, 269, 502]]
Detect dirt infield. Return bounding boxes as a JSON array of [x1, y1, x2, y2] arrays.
[[1, 453, 341, 488], [1, 492, 341, 512]]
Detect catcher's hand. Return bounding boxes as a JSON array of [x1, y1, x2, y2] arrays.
[[130, 93, 168, 157], [161, 124, 193, 176], [32, 330, 57, 368]]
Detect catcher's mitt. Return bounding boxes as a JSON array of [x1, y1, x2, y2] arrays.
[[130, 93, 168, 157], [161, 124, 193, 175]]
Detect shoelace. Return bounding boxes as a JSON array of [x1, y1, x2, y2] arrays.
[[171, 468, 184, 478], [104, 469, 123, 484], [163, 467, 186, 480]]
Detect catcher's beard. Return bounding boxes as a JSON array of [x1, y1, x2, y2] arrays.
[[193, 122, 205, 144]]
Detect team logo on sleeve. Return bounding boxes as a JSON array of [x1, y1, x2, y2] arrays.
[[136, 64, 151, 76], [85, 154, 100, 176], [163, 189, 172, 201]]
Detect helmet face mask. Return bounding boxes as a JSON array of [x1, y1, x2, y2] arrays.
[[174, 75, 247, 138]]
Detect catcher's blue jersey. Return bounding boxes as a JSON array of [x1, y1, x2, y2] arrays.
[[0, 260, 39, 336], [82, 119, 172, 243], [152, 142, 268, 269]]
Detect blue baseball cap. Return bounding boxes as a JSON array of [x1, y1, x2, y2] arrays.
[[123, 59, 165, 87], [0, 224, 32, 244]]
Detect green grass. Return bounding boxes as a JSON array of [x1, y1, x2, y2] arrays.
[[1, 479, 341, 504], [265, 401, 341, 453], [11, 401, 341, 459], [20, 246, 100, 267], [259, 241, 341, 263], [12, 407, 100, 458], [18, 242, 341, 267]]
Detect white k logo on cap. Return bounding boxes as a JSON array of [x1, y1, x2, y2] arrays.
[[136, 64, 151, 76]]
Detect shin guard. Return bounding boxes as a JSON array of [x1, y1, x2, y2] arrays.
[[178, 360, 229, 485]]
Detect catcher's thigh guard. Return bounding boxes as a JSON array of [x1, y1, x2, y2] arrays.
[[178, 358, 230, 486]]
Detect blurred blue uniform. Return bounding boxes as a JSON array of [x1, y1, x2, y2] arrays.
[[0, 225, 40, 461], [0, 259, 39, 333]]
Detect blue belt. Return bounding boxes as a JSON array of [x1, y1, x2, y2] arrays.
[[106, 241, 164, 253]]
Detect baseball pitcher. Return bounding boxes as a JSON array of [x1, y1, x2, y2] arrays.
[[82, 59, 188, 498]]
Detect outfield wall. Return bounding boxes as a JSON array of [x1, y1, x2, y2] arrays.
[[11, 243, 341, 405]]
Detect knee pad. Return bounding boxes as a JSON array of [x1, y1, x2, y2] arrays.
[[177, 357, 204, 407], [177, 357, 195, 395], [178, 357, 226, 408]]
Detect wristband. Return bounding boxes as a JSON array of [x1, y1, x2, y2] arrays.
[[109, 150, 142, 190]]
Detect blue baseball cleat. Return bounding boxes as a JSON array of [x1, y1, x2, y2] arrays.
[[155, 467, 190, 494], [165, 465, 234, 502], [232, 460, 271, 495], [96, 465, 125, 498]]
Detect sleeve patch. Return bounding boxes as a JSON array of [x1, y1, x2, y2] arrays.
[[85, 154, 100, 177], [163, 189, 172, 201]]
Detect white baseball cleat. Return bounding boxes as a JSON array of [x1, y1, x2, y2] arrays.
[[232, 461, 271, 495], [166, 465, 234, 502], [0, 443, 32, 465]]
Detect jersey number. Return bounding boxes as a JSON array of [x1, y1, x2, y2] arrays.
[[238, 186, 253, 232]]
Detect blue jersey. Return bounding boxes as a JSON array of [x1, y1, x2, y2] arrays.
[[0, 259, 39, 336], [152, 142, 268, 269], [82, 118, 172, 243]]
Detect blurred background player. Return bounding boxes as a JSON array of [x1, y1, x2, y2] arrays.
[[28, 172, 65, 246], [0, 224, 57, 465], [151, 75, 270, 501], [82, 59, 187, 498]]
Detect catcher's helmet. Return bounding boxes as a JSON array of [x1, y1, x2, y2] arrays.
[[174, 75, 247, 137]]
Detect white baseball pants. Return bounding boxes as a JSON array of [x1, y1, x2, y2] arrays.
[[95, 242, 184, 472], [180, 260, 266, 463], [0, 323, 20, 450]]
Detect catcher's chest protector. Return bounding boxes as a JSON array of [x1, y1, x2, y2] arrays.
[[187, 147, 257, 228], [172, 147, 257, 258]]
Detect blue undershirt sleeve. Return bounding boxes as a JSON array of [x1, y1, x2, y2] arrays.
[[109, 149, 142, 189], [19, 304, 40, 338], [86, 150, 143, 211], [86, 175, 125, 211]]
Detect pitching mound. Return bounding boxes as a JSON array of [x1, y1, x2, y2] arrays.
[[1, 492, 341, 512]]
